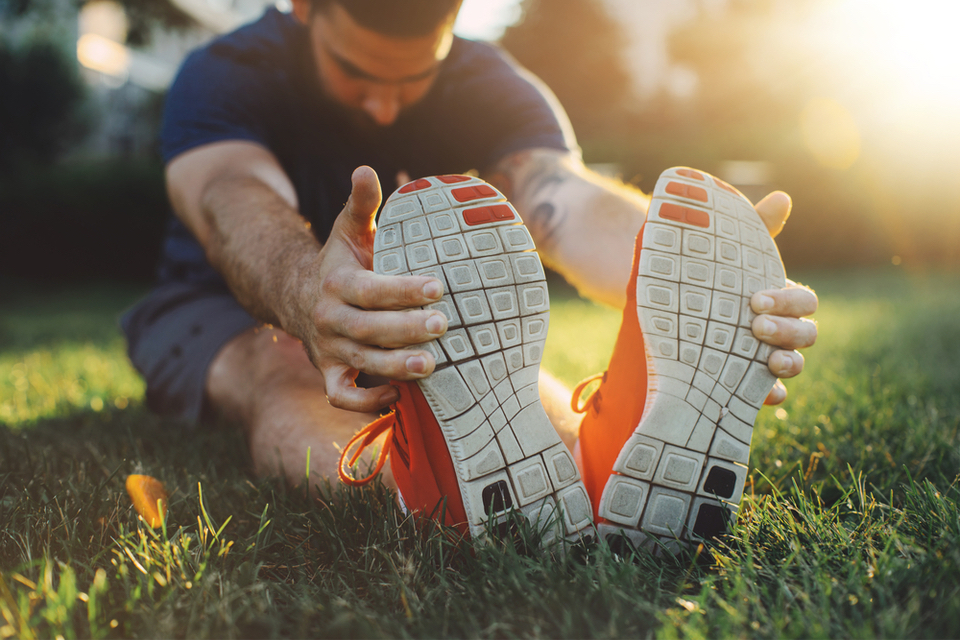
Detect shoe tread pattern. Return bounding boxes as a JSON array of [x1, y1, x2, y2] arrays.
[[375, 176, 592, 542], [599, 167, 785, 547]]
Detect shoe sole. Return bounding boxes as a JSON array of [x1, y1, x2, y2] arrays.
[[597, 167, 787, 552], [374, 175, 594, 543]]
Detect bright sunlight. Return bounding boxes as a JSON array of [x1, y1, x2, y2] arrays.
[[813, 0, 960, 105]]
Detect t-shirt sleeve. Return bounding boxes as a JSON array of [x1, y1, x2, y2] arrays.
[[436, 41, 581, 170], [159, 43, 277, 164]]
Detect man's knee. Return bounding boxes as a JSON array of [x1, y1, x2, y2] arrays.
[[205, 326, 323, 420]]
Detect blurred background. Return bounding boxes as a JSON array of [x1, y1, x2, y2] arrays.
[[2, 0, 959, 284]]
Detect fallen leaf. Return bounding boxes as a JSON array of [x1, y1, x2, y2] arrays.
[[126, 474, 168, 527]]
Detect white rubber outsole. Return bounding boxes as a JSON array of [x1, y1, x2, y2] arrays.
[[597, 167, 787, 551], [373, 176, 593, 543]]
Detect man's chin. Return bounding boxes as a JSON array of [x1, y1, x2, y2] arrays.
[[327, 101, 394, 137], [349, 113, 391, 137], [318, 92, 405, 136]]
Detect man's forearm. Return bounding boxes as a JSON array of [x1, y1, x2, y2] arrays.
[[490, 150, 650, 308], [198, 174, 319, 336]]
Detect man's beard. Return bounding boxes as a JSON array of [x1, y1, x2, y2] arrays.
[[321, 93, 397, 141]]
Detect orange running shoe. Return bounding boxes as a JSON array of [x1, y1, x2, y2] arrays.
[[339, 175, 593, 544], [574, 167, 787, 552]]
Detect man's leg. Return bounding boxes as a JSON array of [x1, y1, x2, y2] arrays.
[[539, 370, 580, 451], [122, 277, 584, 502], [205, 324, 580, 492], [206, 325, 389, 490]]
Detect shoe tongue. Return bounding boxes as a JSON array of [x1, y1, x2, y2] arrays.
[[576, 226, 651, 514]]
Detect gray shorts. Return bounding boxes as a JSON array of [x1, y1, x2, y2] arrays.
[[121, 282, 258, 424]]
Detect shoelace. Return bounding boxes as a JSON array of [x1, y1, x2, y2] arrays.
[[337, 411, 397, 487], [571, 371, 606, 414]]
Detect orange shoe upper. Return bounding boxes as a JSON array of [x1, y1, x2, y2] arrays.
[[339, 380, 469, 532], [575, 227, 651, 518]]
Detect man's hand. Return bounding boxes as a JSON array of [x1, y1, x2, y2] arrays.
[[288, 166, 448, 412], [168, 145, 448, 414], [751, 191, 819, 404]]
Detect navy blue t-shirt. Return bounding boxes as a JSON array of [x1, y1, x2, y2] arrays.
[[156, 8, 578, 287]]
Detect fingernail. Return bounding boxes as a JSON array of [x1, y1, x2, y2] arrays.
[[380, 388, 399, 405], [406, 355, 428, 374], [758, 318, 777, 339], [754, 294, 775, 312], [774, 353, 794, 377], [425, 313, 447, 335], [422, 280, 443, 300]]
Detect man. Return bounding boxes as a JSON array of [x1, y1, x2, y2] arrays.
[[123, 0, 817, 543]]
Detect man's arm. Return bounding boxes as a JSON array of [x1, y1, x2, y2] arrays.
[[486, 149, 648, 308], [485, 148, 818, 403], [165, 141, 449, 411]]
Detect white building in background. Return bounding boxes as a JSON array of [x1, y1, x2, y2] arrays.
[[0, 0, 278, 159], [76, 0, 278, 92], [74, 0, 278, 158]]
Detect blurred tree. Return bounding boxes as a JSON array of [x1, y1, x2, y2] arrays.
[[667, 0, 831, 132], [1, 0, 193, 46], [670, 0, 784, 129], [0, 41, 86, 169], [500, 0, 636, 141], [106, 0, 193, 47]]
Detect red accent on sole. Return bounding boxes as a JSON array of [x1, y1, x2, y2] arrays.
[[658, 202, 711, 228], [463, 204, 516, 226], [438, 175, 471, 184], [399, 179, 432, 194], [676, 169, 705, 181], [666, 181, 708, 202], [451, 184, 497, 203]]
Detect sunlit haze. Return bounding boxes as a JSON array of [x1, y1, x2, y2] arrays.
[[453, 0, 523, 41], [804, 0, 960, 108], [743, 0, 960, 170]]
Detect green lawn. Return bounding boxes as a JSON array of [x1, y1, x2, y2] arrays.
[[1, 269, 959, 638]]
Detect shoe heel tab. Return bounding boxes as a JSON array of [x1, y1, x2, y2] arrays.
[[571, 372, 606, 414]]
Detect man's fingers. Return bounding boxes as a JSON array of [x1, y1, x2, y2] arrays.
[[766, 348, 804, 379], [754, 190, 792, 238], [323, 364, 399, 413], [321, 339, 443, 411], [341, 269, 444, 309], [764, 379, 787, 405], [338, 165, 383, 237], [751, 284, 819, 318], [325, 340, 437, 383], [753, 314, 817, 350], [330, 306, 447, 349]]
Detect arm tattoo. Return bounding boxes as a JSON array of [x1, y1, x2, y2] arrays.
[[522, 159, 565, 200], [489, 150, 573, 252], [529, 202, 566, 250]]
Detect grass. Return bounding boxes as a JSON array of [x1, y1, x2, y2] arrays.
[[1, 268, 960, 638], [0, 282, 146, 426]]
